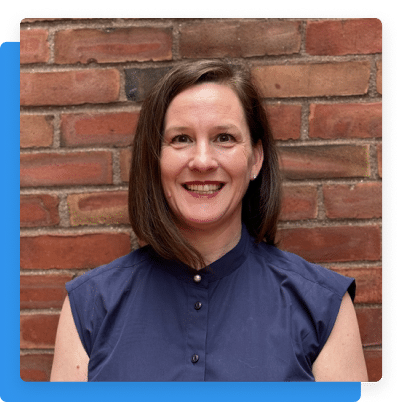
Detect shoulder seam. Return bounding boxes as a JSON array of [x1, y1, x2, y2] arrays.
[[68, 255, 149, 291], [248, 247, 349, 299]]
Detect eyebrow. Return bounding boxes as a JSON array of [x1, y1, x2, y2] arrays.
[[164, 124, 240, 134]]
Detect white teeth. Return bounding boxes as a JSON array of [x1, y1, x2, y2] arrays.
[[185, 183, 223, 193]]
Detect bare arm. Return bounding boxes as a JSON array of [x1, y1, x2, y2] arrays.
[[50, 296, 89, 381], [312, 292, 368, 382]]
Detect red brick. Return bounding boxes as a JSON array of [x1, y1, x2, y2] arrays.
[[376, 60, 382, 94], [180, 20, 301, 58], [20, 233, 131, 269], [61, 111, 138, 147], [279, 185, 318, 221], [21, 18, 68, 23], [363, 349, 382, 382], [20, 354, 54, 382], [20, 115, 54, 148], [120, 148, 132, 182], [309, 103, 382, 139], [264, 104, 301, 140], [278, 225, 381, 263], [20, 194, 60, 227], [20, 29, 50, 64], [239, 20, 301, 57], [306, 19, 382, 56], [252, 61, 370, 98], [323, 182, 382, 219], [377, 143, 382, 178], [356, 306, 382, 346], [20, 314, 59, 349], [331, 267, 382, 304], [20, 274, 73, 309], [68, 191, 129, 226], [55, 27, 172, 64], [20, 69, 120, 106], [20, 151, 113, 187], [279, 145, 370, 180]]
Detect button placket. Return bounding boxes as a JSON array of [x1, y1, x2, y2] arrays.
[[186, 278, 208, 379]]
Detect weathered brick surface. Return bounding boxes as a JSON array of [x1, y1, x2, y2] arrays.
[[60, 112, 138, 147], [278, 225, 381, 263], [279, 145, 370, 180], [20, 29, 50, 64], [20, 194, 60, 227], [20, 353, 54, 382], [54, 27, 172, 64], [309, 103, 382, 139], [125, 66, 171, 101], [68, 191, 129, 226], [376, 143, 383, 179], [264, 104, 302, 140], [363, 350, 382, 382], [323, 183, 382, 219], [20, 274, 73, 309], [306, 19, 382, 56], [119, 148, 132, 182], [252, 62, 370, 98], [20, 115, 54, 148], [20, 151, 113, 187], [356, 307, 382, 346], [376, 60, 382, 94], [280, 185, 318, 221], [21, 69, 120, 106], [20, 233, 132, 269], [180, 20, 301, 58], [20, 314, 59, 349]]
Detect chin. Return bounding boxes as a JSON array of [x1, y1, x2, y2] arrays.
[[176, 210, 236, 231]]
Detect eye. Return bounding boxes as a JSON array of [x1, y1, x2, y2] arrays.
[[215, 133, 235, 144], [171, 134, 192, 144]]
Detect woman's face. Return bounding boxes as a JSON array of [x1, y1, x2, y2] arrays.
[[160, 83, 263, 232]]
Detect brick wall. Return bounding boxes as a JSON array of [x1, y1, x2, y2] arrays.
[[20, 18, 382, 382]]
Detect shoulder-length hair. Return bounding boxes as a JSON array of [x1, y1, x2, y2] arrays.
[[128, 59, 281, 268]]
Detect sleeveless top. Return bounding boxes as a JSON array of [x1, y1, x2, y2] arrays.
[[66, 226, 355, 382]]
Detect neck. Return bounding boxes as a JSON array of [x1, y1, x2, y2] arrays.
[[178, 218, 243, 269]]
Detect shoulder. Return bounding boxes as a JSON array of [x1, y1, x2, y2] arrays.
[[66, 246, 152, 293], [312, 291, 368, 381], [248, 241, 357, 365], [249, 241, 355, 301], [64, 246, 155, 356]]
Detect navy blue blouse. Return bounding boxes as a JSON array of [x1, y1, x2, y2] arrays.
[[66, 226, 355, 382]]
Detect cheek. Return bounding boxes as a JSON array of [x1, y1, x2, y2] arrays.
[[160, 150, 183, 194], [224, 149, 254, 181]]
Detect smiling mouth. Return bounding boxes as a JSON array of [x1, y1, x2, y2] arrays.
[[183, 183, 225, 194]]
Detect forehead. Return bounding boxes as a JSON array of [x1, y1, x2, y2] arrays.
[[165, 83, 246, 125]]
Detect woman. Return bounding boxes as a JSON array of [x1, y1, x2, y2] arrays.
[[50, 60, 368, 382]]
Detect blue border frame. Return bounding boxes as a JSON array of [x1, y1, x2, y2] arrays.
[[0, 41, 361, 402]]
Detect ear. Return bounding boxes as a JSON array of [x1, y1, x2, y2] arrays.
[[250, 140, 264, 180]]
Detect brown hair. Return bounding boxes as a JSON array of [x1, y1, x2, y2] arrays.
[[128, 59, 281, 268]]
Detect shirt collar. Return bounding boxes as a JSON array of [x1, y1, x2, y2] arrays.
[[149, 225, 252, 284]]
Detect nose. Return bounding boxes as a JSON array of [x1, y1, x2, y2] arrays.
[[188, 140, 218, 172]]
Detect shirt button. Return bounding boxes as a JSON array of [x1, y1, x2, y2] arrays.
[[194, 301, 202, 310], [191, 354, 199, 363], [193, 274, 201, 283]]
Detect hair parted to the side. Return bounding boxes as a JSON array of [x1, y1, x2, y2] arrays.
[[128, 59, 281, 269]]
